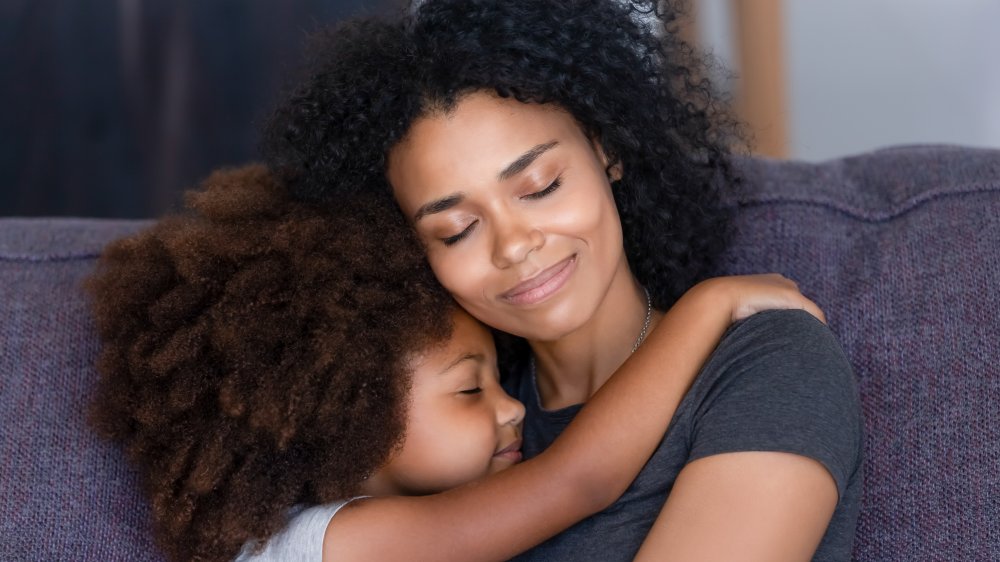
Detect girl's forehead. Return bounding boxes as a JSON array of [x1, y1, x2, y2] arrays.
[[406, 310, 496, 382]]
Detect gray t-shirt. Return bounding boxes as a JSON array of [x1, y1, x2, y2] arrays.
[[505, 309, 864, 562]]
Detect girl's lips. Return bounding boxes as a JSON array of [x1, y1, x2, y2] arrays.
[[494, 439, 523, 463], [500, 256, 576, 306], [495, 450, 523, 463]]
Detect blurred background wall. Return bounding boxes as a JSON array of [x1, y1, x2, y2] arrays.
[[695, 0, 1000, 161], [1, 0, 401, 218], [2, 0, 998, 218]]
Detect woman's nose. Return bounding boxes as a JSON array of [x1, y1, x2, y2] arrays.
[[491, 212, 544, 268]]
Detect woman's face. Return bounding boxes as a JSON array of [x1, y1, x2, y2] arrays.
[[388, 92, 630, 341], [369, 308, 525, 495]]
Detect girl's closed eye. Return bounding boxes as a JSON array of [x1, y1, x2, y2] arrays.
[[452, 364, 485, 395]]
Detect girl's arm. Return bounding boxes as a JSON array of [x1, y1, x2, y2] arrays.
[[327, 274, 823, 561]]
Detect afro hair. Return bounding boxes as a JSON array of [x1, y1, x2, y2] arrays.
[[88, 165, 453, 561]]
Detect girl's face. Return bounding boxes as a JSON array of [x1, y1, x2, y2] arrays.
[[367, 308, 525, 496], [388, 92, 630, 341]]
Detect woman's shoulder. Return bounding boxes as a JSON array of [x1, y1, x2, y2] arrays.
[[680, 309, 864, 497], [726, 308, 841, 350], [709, 309, 854, 384], [693, 308, 860, 416]]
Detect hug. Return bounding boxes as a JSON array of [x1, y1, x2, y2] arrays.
[[1, 1, 997, 561]]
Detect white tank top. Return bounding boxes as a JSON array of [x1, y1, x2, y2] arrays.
[[234, 500, 357, 562]]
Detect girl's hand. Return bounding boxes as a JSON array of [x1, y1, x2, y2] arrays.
[[694, 274, 827, 325]]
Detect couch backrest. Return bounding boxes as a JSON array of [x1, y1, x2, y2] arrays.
[[1, 218, 161, 560], [1, 145, 998, 561], [718, 145, 1000, 561]]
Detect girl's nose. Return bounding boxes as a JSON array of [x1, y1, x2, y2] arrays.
[[495, 389, 526, 428]]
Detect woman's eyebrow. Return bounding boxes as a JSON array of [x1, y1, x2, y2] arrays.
[[497, 140, 559, 182], [414, 193, 465, 221]]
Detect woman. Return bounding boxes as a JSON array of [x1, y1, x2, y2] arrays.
[[264, 1, 863, 559]]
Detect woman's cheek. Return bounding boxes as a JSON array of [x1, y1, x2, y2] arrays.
[[427, 246, 487, 300], [550, 185, 617, 243]]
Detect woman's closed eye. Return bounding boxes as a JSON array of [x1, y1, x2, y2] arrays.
[[441, 220, 478, 246], [522, 176, 563, 200], [459, 386, 483, 395]]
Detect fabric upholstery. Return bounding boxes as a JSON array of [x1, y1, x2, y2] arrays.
[[717, 145, 1000, 560], [1, 145, 997, 560], [1, 218, 159, 560]]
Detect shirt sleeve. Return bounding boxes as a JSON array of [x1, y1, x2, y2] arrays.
[[687, 309, 863, 499], [234, 500, 352, 562]]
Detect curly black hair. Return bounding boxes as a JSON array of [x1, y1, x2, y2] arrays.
[[263, 0, 740, 315], [88, 165, 453, 562]]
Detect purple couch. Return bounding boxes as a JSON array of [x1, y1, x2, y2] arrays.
[[2, 145, 998, 560]]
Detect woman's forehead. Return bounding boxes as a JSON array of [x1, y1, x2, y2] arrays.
[[388, 93, 587, 193]]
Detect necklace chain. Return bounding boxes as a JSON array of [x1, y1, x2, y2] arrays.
[[528, 287, 652, 388], [631, 287, 652, 354]]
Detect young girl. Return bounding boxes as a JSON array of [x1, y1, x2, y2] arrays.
[[89, 165, 824, 561], [263, 0, 864, 560]]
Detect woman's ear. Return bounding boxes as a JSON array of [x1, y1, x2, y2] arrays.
[[606, 160, 624, 183], [591, 137, 623, 183]]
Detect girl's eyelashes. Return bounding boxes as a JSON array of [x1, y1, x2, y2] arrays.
[[459, 387, 483, 395], [522, 175, 563, 200]]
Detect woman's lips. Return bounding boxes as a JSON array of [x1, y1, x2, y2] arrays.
[[494, 439, 523, 463], [500, 256, 576, 306]]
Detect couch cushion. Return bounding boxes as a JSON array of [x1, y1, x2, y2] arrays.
[[0, 218, 163, 561], [719, 145, 1000, 561]]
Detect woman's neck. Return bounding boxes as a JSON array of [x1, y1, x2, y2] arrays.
[[529, 262, 661, 410]]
